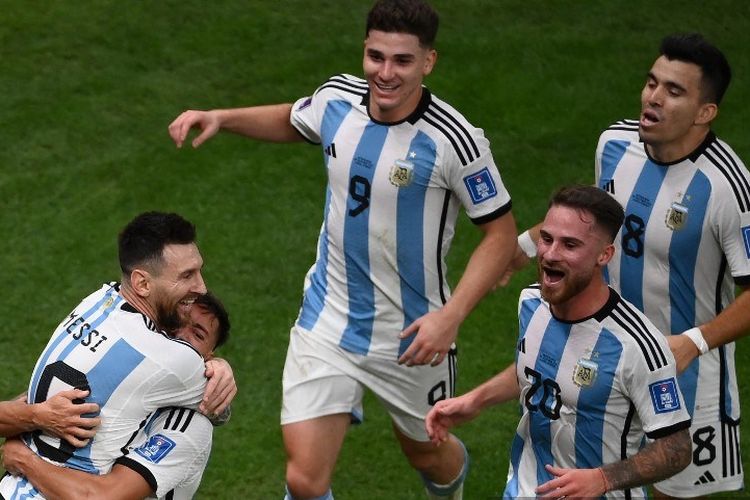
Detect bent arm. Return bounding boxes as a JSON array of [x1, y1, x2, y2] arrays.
[[537, 428, 691, 498], [2, 439, 152, 500], [444, 212, 517, 326], [670, 287, 750, 372], [601, 428, 691, 492]]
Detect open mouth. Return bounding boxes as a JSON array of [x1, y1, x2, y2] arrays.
[[542, 266, 565, 285], [640, 109, 661, 127]]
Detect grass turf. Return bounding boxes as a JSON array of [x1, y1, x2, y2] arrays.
[[1, 1, 748, 498]]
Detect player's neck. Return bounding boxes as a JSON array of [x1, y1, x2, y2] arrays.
[[120, 283, 158, 326], [646, 127, 710, 163], [551, 279, 610, 322]]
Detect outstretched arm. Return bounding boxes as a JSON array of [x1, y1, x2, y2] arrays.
[[426, 363, 519, 445], [1, 438, 152, 500], [399, 212, 517, 366], [0, 390, 99, 446], [669, 286, 750, 373], [535, 428, 691, 498], [168, 104, 303, 148]]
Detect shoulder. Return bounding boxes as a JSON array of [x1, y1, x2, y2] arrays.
[[597, 118, 639, 145], [415, 90, 488, 167], [698, 135, 750, 213], [603, 293, 671, 372], [313, 73, 368, 102]]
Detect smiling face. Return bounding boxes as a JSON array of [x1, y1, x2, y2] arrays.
[[639, 55, 717, 162], [537, 205, 614, 320], [174, 303, 219, 359], [363, 29, 436, 123], [149, 243, 207, 332]]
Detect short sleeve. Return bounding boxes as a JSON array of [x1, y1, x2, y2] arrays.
[[116, 408, 213, 499]]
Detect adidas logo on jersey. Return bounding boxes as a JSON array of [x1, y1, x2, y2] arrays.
[[602, 178, 615, 194], [324, 143, 337, 158], [694, 470, 716, 485]]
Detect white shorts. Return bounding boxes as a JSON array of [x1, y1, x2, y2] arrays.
[[281, 325, 457, 442], [654, 396, 743, 496]]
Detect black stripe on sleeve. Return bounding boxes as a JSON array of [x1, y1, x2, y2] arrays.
[[645, 418, 691, 440], [114, 456, 158, 494]]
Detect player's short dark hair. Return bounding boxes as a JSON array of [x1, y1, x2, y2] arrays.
[[660, 32, 731, 105], [549, 185, 624, 243], [195, 292, 231, 350], [366, 0, 439, 48], [118, 211, 197, 276]]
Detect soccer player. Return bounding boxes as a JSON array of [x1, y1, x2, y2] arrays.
[[168, 1, 517, 498], [1, 292, 231, 500], [426, 185, 692, 498], [509, 33, 749, 498], [0, 212, 235, 499]]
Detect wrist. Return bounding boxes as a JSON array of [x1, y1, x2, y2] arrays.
[[682, 327, 709, 355], [517, 230, 537, 259], [598, 467, 610, 493]]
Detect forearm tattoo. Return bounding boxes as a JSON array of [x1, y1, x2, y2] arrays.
[[601, 429, 691, 492]]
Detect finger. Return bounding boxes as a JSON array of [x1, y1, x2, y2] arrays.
[[74, 402, 100, 415], [204, 364, 215, 378], [63, 435, 91, 448], [70, 427, 97, 439], [430, 352, 445, 367], [399, 321, 419, 340]]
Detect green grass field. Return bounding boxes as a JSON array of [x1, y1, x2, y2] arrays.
[[1, 1, 749, 498]]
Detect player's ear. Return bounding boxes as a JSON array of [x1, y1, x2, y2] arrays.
[[695, 102, 717, 126], [129, 268, 152, 298], [598, 243, 615, 266], [423, 49, 437, 76]]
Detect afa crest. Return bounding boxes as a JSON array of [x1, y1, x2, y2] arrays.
[[573, 358, 598, 387], [665, 202, 688, 231], [389, 159, 414, 187]]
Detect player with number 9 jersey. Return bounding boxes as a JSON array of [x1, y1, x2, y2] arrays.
[[289, 73, 512, 361]]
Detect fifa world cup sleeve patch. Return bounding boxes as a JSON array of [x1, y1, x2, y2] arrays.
[[742, 225, 750, 258], [648, 378, 682, 414], [134, 434, 177, 464], [463, 167, 497, 204], [296, 97, 312, 111]]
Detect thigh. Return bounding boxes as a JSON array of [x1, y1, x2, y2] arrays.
[[282, 413, 351, 480], [282, 326, 365, 425]]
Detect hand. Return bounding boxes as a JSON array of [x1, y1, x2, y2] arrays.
[[667, 334, 700, 374], [494, 245, 530, 289], [425, 396, 480, 446], [168, 110, 221, 148], [201, 357, 237, 416], [397, 309, 461, 366], [1, 437, 35, 476], [34, 389, 100, 447], [535, 464, 607, 498]]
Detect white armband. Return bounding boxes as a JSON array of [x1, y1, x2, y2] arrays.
[[682, 327, 709, 355], [517, 230, 537, 259]]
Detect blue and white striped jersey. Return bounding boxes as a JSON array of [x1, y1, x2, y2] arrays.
[[290, 74, 512, 359], [0, 283, 207, 500], [595, 120, 750, 424], [504, 286, 690, 499], [116, 407, 213, 500]]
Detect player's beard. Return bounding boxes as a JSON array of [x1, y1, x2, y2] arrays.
[[539, 262, 593, 307], [155, 298, 183, 334]]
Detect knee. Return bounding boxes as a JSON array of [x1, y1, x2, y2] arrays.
[[286, 462, 331, 499]]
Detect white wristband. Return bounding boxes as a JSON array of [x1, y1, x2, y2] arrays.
[[682, 327, 709, 355], [517, 230, 537, 259]]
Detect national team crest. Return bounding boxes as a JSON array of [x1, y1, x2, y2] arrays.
[[572, 358, 598, 387], [649, 378, 682, 413], [665, 202, 688, 231], [134, 433, 176, 464], [389, 159, 414, 187]]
